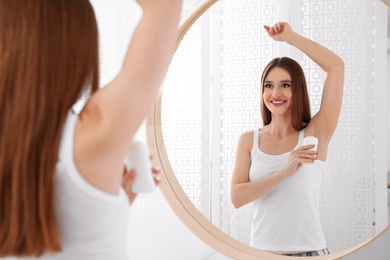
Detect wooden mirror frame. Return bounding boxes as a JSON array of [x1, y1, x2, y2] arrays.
[[381, 0, 390, 8], [146, 1, 390, 259]]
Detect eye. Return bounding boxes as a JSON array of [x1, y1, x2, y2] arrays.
[[281, 83, 291, 88], [264, 84, 272, 89]]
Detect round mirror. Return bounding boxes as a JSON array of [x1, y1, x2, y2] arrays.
[[146, 0, 389, 258]]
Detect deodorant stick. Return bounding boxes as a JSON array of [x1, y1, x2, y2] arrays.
[[302, 136, 318, 164], [302, 136, 318, 151], [124, 141, 156, 193]]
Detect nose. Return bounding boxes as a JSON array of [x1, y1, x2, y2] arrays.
[[272, 86, 282, 96]]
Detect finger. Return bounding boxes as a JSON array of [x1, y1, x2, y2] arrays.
[[291, 157, 315, 168], [276, 22, 282, 31], [153, 170, 161, 184], [264, 25, 274, 37], [273, 23, 280, 33], [300, 151, 317, 158], [297, 144, 316, 151], [153, 174, 161, 185], [295, 150, 318, 158], [152, 166, 160, 174], [128, 169, 136, 181], [122, 170, 131, 190], [291, 151, 317, 162], [122, 169, 135, 187], [122, 173, 131, 191], [300, 158, 317, 164], [127, 190, 137, 205], [150, 166, 161, 185], [122, 170, 137, 205], [129, 194, 137, 205]]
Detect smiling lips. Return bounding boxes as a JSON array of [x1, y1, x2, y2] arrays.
[[270, 99, 286, 106]]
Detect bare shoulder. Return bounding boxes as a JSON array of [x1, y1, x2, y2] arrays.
[[236, 129, 256, 153], [238, 129, 255, 144]]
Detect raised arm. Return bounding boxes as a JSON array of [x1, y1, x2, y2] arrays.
[[74, 0, 182, 194], [88, 0, 183, 146], [264, 22, 344, 143]]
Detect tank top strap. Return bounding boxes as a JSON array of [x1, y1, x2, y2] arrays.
[[252, 128, 260, 153]]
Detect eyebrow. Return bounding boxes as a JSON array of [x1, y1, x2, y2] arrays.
[[264, 80, 292, 84]]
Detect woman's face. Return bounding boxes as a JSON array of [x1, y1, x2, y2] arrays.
[[262, 66, 293, 117]]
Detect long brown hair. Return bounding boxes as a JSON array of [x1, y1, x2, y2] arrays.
[[260, 57, 311, 131], [0, 0, 99, 256]]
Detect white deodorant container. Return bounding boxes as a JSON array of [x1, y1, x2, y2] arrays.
[[124, 141, 156, 193], [302, 136, 318, 164], [302, 136, 318, 151]]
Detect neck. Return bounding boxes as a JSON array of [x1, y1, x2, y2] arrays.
[[264, 116, 296, 138]]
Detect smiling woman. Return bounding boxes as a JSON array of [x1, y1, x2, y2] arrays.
[[230, 17, 345, 255], [146, 0, 389, 259]]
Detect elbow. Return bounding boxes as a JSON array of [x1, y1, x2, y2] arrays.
[[231, 199, 242, 209], [230, 193, 243, 209], [327, 57, 344, 75], [335, 56, 345, 72]]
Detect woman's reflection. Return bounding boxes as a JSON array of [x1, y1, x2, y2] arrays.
[[230, 22, 344, 257]]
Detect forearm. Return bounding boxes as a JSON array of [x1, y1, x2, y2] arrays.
[[121, 2, 182, 86], [286, 32, 344, 73], [231, 171, 287, 208], [97, 2, 182, 143], [285, 29, 344, 137]]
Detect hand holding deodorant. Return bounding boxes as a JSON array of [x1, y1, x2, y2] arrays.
[[302, 136, 318, 164], [124, 141, 156, 193]]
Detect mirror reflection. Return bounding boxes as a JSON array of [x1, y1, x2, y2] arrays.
[[161, 0, 389, 255], [229, 20, 344, 257]]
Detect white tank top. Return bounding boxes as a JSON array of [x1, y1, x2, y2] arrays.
[[249, 128, 327, 252], [2, 111, 131, 260]]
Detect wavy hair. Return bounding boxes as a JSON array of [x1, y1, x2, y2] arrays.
[[0, 0, 99, 256]]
